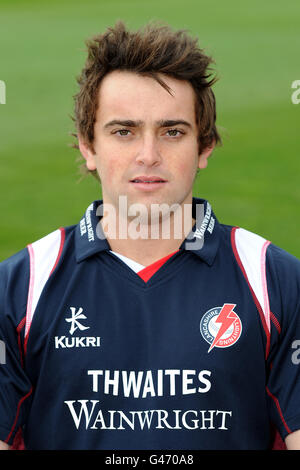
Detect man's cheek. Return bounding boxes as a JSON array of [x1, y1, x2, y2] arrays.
[[97, 158, 117, 183], [177, 161, 197, 183]]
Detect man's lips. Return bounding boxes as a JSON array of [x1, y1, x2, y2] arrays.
[[129, 176, 167, 191], [130, 176, 167, 183]]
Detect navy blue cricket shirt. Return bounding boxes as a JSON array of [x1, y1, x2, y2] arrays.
[[1, 197, 300, 450]]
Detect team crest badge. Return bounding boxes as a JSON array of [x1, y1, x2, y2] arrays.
[[200, 303, 242, 353]]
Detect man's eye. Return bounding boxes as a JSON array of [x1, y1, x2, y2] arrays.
[[115, 129, 131, 136], [166, 129, 183, 137]]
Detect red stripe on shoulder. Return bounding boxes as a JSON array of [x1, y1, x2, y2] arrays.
[[270, 311, 281, 334], [16, 317, 26, 369]]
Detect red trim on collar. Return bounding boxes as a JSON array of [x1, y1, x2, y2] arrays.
[[137, 250, 180, 282]]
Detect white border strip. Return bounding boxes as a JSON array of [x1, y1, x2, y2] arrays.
[[234, 228, 271, 332], [25, 229, 63, 337], [110, 250, 145, 273]]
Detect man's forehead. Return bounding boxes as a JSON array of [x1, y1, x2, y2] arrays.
[[96, 70, 197, 120]]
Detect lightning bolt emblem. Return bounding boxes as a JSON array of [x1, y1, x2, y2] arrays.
[[208, 303, 238, 353]]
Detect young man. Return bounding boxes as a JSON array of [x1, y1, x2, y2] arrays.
[[1, 22, 300, 450]]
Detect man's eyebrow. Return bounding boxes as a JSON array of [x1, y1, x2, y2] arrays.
[[103, 119, 192, 129], [156, 119, 192, 128], [103, 119, 143, 129]]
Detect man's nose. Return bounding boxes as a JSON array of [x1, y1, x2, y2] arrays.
[[135, 134, 162, 166]]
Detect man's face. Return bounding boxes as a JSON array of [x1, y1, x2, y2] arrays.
[[79, 70, 213, 216]]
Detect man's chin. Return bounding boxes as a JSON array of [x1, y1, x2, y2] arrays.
[[102, 193, 192, 219]]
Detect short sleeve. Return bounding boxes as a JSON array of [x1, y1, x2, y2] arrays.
[[0, 250, 33, 445], [266, 244, 300, 440]]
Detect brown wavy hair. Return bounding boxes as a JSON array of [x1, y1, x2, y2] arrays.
[[71, 21, 222, 179]]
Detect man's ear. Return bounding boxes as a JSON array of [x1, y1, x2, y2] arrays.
[[78, 135, 97, 171], [198, 142, 215, 170]]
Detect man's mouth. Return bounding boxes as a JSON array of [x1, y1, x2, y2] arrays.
[[130, 176, 167, 183]]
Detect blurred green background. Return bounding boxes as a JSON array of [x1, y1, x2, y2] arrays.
[[0, 0, 299, 261]]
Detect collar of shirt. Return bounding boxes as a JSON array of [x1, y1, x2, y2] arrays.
[[75, 197, 220, 266]]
